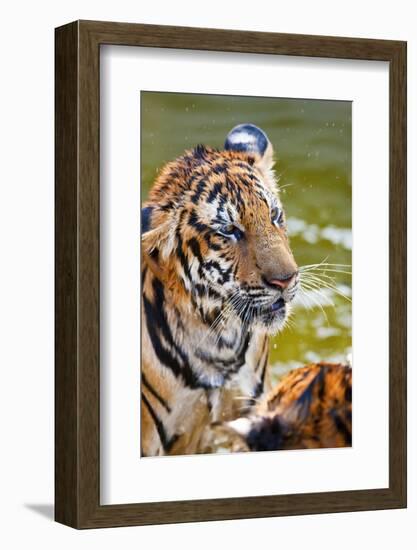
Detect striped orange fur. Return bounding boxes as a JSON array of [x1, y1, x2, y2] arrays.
[[141, 125, 299, 456], [223, 362, 352, 451]]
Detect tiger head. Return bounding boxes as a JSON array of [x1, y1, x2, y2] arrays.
[[142, 124, 299, 335]]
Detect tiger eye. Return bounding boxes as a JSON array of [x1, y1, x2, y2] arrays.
[[271, 206, 284, 226], [271, 206, 280, 223], [219, 223, 244, 240], [222, 224, 235, 235]]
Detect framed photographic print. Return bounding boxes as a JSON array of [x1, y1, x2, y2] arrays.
[[55, 20, 407, 528]]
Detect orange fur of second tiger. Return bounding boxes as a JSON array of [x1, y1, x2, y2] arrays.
[[219, 362, 352, 451]]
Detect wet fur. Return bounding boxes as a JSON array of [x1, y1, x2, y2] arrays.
[[141, 138, 298, 456], [222, 363, 352, 452]]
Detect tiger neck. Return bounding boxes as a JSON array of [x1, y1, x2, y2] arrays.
[[142, 264, 254, 389]]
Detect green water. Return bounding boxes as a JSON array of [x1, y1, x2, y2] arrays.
[[141, 92, 352, 381]]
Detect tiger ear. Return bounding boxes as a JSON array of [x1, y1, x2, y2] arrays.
[[281, 383, 313, 426], [141, 205, 175, 262], [224, 123, 274, 170], [141, 206, 154, 234]]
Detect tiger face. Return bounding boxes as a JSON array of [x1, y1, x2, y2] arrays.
[[142, 124, 299, 335]]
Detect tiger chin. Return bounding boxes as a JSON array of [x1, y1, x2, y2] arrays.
[[141, 123, 299, 456]]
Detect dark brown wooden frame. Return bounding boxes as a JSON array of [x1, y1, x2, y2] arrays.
[[55, 20, 407, 529]]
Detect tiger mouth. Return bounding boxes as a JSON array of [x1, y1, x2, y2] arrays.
[[228, 294, 288, 324], [256, 297, 286, 320], [270, 297, 285, 313], [253, 297, 287, 329]]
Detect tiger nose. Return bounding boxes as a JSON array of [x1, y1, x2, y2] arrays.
[[265, 271, 298, 290]]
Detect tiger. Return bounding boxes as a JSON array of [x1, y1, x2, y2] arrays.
[[217, 362, 352, 452], [141, 123, 299, 456]]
